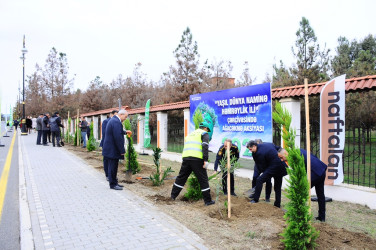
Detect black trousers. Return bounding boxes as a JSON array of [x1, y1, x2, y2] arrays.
[[47, 131, 51, 142], [103, 156, 109, 177], [36, 130, 42, 144], [171, 159, 212, 203], [253, 169, 284, 208], [42, 130, 48, 144], [222, 172, 235, 194], [108, 158, 119, 188], [252, 166, 272, 199], [312, 172, 326, 221], [51, 131, 61, 146]]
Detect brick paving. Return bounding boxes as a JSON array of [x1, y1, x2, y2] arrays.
[[20, 133, 207, 250]]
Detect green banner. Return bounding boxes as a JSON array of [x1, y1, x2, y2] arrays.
[[144, 99, 151, 148]]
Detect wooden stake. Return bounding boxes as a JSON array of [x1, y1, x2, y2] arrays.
[[304, 79, 312, 212], [77, 109, 80, 146], [227, 141, 231, 218], [67, 111, 70, 143]]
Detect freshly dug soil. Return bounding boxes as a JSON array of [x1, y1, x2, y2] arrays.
[[66, 145, 376, 249]]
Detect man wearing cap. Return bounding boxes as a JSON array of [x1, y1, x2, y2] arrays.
[[247, 140, 287, 208], [214, 138, 239, 196], [171, 122, 215, 206], [278, 148, 327, 222], [100, 110, 118, 181]]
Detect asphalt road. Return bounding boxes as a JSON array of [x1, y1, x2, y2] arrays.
[[0, 123, 20, 250]]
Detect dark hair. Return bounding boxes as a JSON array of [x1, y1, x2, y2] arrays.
[[246, 140, 257, 148], [111, 110, 118, 114], [54, 111, 59, 115]]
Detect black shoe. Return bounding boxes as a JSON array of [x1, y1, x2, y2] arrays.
[[117, 184, 124, 187], [53, 145, 55, 147], [36, 143, 42, 145], [82, 146, 86, 148], [231, 193, 237, 196], [265, 198, 270, 202], [250, 200, 258, 204], [223, 192, 228, 195], [170, 196, 176, 201], [57, 145, 61, 147], [43, 144, 49, 146], [249, 194, 254, 199], [205, 200, 215, 206], [110, 186, 123, 190], [315, 217, 325, 222]]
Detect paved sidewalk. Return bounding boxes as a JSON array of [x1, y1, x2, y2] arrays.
[[20, 133, 207, 250]]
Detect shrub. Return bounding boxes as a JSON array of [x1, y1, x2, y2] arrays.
[[273, 101, 319, 249], [87, 123, 96, 151], [123, 119, 140, 174], [184, 169, 221, 201], [149, 147, 174, 186]]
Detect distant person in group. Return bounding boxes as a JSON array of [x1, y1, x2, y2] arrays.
[[32, 116, 37, 131], [214, 138, 239, 196], [14, 119, 19, 130], [102, 109, 130, 190], [42, 113, 50, 146], [247, 140, 287, 208], [79, 117, 88, 148], [278, 148, 328, 222], [249, 139, 272, 202], [171, 121, 215, 206], [36, 114, 44, 145], [26, 116, 32, 134], [100, 110, 118, 181], [49, 112, 64, 147], [87, 121, 91, 140]]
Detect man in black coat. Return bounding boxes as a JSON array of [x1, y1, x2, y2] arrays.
[[100, 110, 118, 180], [247, 141, 287, 208], [249, 139, 272, 202], [102, 109, 130, 190], [278, 148, 327, 221], [42, 113, 51, 146], [49, 112, 64, 147], [36, 114, 44, 145]]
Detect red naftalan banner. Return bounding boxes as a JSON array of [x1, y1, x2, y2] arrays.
[[320, 75, 346, 185]]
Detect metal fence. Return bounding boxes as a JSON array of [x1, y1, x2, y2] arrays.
[[273, 119, 376, 188]]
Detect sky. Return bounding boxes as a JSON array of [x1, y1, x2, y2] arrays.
[[1, 0, 375, 114]]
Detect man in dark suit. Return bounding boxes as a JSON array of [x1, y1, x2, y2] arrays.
[[36, 114, 44, 145], [100, 110, 118, 180], [278, 148, 327, 222], [102, 109, 130, 190], [247, 141, 287, 208]]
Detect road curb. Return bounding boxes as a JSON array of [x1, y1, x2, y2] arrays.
[[18, 133, 34, 249]]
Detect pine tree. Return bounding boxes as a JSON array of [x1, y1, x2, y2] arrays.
[[273, 102, 318, 249], [87, 122, 96, 151], [123, 119, 140, 174]]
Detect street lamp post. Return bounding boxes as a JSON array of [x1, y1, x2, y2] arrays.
[[20, 35, 28, 135]]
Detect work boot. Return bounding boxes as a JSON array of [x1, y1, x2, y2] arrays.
[[205, 200, 215, 206], [315, 216, 325, 222]]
